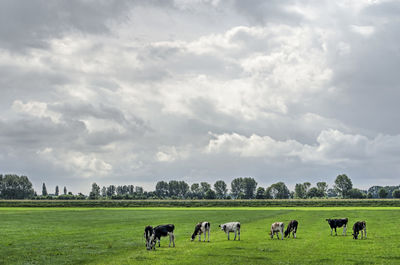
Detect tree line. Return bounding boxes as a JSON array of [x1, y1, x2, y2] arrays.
[[1, 173, 400, 200]]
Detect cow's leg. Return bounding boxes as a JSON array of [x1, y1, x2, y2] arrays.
[[365, 228, 367, 239], [227, 232, 230, 240], [234, 230, 237, 240], [335, 227, 337, 236], [294, 231, 296, 239], [169, 234, 172, 247], [238, 229, 240, 241], [199, 233, 201, 241], [158, 238, 161, 247], [172, 234, 175, 247], [343, 226, 346, 236], [330, 228, 333, 236], [207, 229, 210, 242], [280, 230, 283, 240]]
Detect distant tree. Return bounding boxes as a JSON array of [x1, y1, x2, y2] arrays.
[[42, 183, 48, 196], [106, 185, 116, 197], [242, 177, 257, 199], [168, 180, 179, 197], [294, 183, 307, 199], [264, 187, 273, 199], [378, 188, 388, 198], [63, 186, 67, 195], [303, 182, 311, 193], [214, 180, 227, 199], [128, 185, 134, 195], [327, 188, 337, 198], [267, 182, 290, 199], [200, 182, 211, 193], [231, 178, 244, 199], [307, 187, 324, 198], [392, 189, 400, 199], [367, 186, 382, 198], [191, 183, 200, 193], [367, 192, 373, 198], [177, 181, 189, 198], [101, 186, 107, 197], [255, 187, 265, 199], [89, 183, 100, 199], [55, 186, 59, 196], [135, 186, 144, 194], [334, 174, 353, 198], [191, 183, 201, 199], [155, 181, 169, 198], [347, 188, 366, 199], [205, 189, 216, 199], [0, 174, 34, 199], [316, 182, 328, 197]]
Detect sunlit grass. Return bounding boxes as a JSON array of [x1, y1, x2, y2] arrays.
[[1, 207, 399, 264]]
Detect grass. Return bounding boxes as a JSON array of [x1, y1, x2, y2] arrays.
[[1, 207, 400, 264]]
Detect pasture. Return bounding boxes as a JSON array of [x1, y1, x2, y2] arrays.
[[1, 207, 399, 264]]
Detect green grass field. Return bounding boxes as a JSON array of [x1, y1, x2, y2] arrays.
[[1, 207, 400, 264]]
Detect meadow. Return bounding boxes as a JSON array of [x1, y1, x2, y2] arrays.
[[1, 207, 400, 264]]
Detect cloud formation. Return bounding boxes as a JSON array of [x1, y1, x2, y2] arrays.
[[1, 0, 400, 193]]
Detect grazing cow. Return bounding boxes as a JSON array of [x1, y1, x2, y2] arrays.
[[219, 222, 240, 240], [191, 221, 210, 242], [146, 224, 175, 250], [326, 218, 348, 236], [284, 220, 298, 238], [270, 222, 284, 240], [144, 225, 153, 248], [352, 221, 367, 239]]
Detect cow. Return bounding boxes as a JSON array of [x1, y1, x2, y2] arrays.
[[145, 224, 175, 250], [270, 222, 284, 240], [352, 221, 367, 240], [219, 222, 240, 240], [144, 225, 153, 248], [326, 218, 348, 236], [191, 221, 210, 242], [284, 220, 298, 238]]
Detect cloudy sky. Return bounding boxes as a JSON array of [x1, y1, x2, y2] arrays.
[[1, 0, 400, 194]]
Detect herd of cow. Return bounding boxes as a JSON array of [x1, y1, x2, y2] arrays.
[[144, 218, 367, 250]]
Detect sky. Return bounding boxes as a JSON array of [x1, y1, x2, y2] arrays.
[[1, 0, 400, 194]]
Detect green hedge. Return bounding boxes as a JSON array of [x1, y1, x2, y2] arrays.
[[1, 199, 400, 207]]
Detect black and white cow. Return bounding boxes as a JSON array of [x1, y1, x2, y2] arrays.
[[144, 225, 153, 248], [145, 224, 175, 250], [191, 221, 210, 242], [270, 222, 284, 240], [219, 222, 240, 240], [352, 221, 367, 240], [326, 218, 348, 236], [284, 220, 298, 238]]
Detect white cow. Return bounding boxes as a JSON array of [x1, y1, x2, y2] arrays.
[[191, 221, 210, 242], [219, 222, 241, 240], [270, 222, 284, 240]]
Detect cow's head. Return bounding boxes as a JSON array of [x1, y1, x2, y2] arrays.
[[145, 229, 156, 250], [352, 232, 358, 239], [284, 229, 289, 238], [218, 224, 226, 232]]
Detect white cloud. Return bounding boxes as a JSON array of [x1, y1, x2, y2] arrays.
[[351, 25, 375, 36], [207, 129, 400, 166], [12, 100, 61, 123]]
